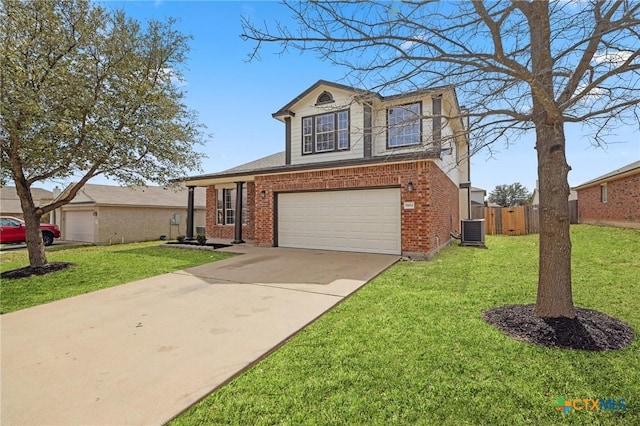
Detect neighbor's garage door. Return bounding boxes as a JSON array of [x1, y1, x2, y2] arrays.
[[277, 188, 401, 255], [63, 210, 95, 242]]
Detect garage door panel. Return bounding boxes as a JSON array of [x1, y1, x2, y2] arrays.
[[64, 210, 95, 242], [278, 189, 401, 255]]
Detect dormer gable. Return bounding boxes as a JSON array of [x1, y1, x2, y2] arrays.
[[272, 80, 376, 121]]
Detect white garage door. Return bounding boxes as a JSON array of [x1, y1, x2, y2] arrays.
[[64, 210, 95, 242], [277, 188, 401, 255]]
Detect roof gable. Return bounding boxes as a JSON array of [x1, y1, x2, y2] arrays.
[[272, 80, 377, 120], [272, 80, 459, 121]]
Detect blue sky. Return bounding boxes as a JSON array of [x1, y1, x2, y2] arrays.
[[55, 0, 638, 195]]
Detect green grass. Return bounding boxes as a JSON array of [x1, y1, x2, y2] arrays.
[[0, 242, 232, 314], [172, 225, 639, 425]]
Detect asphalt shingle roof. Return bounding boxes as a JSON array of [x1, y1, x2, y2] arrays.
[[0, 187, 54, 215], [61, 184, 206, 208], [222, 152, 286, 174], [573, 160, 640, 189]]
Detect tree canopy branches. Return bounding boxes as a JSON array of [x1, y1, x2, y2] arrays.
[[1, 0, 205, 199], [1, 0, 206, 267], [242, 0, 640, 150], [241, 0, 640, 318]]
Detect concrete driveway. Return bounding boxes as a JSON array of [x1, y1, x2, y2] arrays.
[[1, 246, 398, 425]]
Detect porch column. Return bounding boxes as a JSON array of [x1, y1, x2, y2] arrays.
[[186, 186, 195, 240], [232, 181, 245, 244]]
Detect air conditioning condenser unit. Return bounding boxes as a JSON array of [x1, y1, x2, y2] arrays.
[[461, 219, 486, 247]]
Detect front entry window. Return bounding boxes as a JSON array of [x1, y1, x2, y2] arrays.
[[216, 188, 247, 225]]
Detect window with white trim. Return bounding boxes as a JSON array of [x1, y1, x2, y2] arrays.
[[387, 102, 422, 148], [216, 188, 247, 225], [301, 110, 350, 154]]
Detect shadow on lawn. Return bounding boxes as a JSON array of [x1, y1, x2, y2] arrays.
[[0, 244, 231, 280]]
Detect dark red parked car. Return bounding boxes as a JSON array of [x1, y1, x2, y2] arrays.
[[0, 216, 61, 246]]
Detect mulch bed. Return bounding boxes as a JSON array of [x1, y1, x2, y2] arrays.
[[483, 304, 634, 351], [1, 262, 75, 279]]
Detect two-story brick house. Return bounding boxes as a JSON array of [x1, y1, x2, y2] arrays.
[[183, 80, 471, 258]]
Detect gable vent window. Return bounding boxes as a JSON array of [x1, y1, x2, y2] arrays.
[[302, 109, 350, 154], [316, 91, 334, 105]]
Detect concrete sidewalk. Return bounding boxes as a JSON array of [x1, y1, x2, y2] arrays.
[[1, 247, 398, 425]]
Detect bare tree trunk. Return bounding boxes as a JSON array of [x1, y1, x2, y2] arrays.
[[525, 0, 576, 319], [14, 179, 48, 267], [23, 210, 47, 268], [534, 121, 575, 318]]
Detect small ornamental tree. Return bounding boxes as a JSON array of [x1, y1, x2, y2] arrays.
[[489, 183, 532, 207], [1, 0, 205, 268]]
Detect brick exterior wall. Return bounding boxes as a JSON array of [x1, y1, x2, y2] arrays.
[[577, 172, 640, 229], [204, 161, 459, 256], [247, 160, 459, 257], [425, 162, 460, 254], [205, 182, 256, 240]]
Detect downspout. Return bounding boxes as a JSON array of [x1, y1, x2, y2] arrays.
[[464, 107, 471, 220]]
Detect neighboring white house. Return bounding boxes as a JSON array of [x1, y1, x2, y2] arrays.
[[468, 186, 486, 219], [470, 187, 486, 205], [53, 184, 206, 244], [531, 180, 577, 206]]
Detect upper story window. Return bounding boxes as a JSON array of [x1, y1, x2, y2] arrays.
[[387, 101, 422, 148], [302, 110, 350, 154]]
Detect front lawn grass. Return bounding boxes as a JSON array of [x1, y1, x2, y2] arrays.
[[173, 225, 639, 425], [0, 242, 232, 314]]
